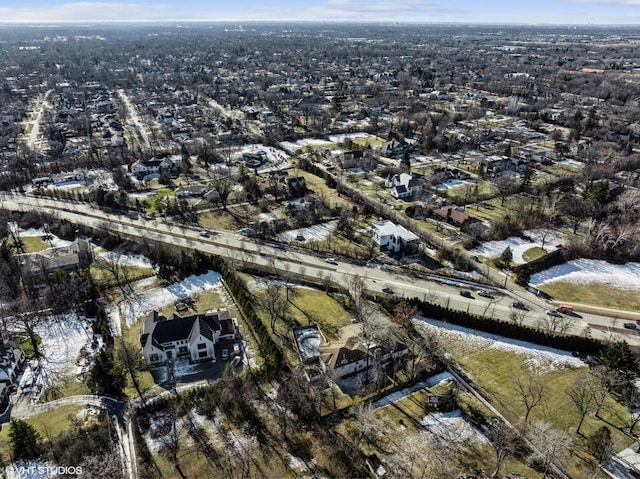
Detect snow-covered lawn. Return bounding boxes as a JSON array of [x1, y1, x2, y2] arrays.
[[470, 228, 565, 265], [280, 132, 383, 153], [109, 270, 223, 335], [96, 250, 155, 269], [278, 220, 338, 243], [434, 179, 476, 191], [17, 228, 72, 248], [413, 316, 585, 370], [420, 410, 488, 445], [530, 259, 640, 292], [18, 314, 100, 392]]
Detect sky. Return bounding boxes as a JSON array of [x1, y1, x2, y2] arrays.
[[1, 0, 640, 25]]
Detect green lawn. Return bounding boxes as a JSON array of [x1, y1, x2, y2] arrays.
[[522, 246, 548, 263], [456, 349, 634, 478], [0, 405, 84, 463], [539, 282, 640, 312], [289, 287, 353, 339], [89, 263, 155, 287], [8, 235, 50, 253]]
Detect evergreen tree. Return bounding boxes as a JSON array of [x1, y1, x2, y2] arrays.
[[8, 419, 41, 461], [86, 349, 126, 396], [601, 341, 637, 373], [500, 246, 513, 264]]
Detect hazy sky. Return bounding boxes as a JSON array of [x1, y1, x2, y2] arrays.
[[1, 0, 640, 24]]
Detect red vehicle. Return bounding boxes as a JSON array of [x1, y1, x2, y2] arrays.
[[557, 304, 574, 314]]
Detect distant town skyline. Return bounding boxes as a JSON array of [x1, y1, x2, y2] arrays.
[[1, 0, 640, 25]]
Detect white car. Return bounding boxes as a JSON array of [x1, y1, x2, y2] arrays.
[[325, 258, 338, 265]]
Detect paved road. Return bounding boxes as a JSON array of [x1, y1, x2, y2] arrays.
[[2, 193, 639, 346]]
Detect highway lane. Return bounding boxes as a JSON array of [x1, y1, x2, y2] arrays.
[[3, 193, 639, 346]]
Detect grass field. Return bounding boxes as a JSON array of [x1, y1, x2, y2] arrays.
[[288, 287, 352, 339], [456, 348, 634, 477], [522, 246, 548, 263], [253, 281, 352, 365], [198, 210, 240, 230], [0, 405, 84, 463], [90, 263, 155, 287], [7, 235, 51, 253], [538, 282, 640, 312]]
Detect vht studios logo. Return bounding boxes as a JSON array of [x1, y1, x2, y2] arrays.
[[10, 465, 82, 477]]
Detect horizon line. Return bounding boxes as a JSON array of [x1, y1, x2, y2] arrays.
[[0, 20, 639, 27]]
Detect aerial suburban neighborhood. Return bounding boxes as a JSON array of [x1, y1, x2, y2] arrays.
[[1, 14, 640, 479]]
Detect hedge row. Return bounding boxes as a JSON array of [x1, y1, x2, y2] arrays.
[[208, 256, 284, 374], [513, 248, 566, 286], [394, 296, 605, 356]]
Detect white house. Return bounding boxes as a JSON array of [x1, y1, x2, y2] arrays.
[[370, 220, 419, 254], [140, 310, 236, 366], [385, 173, 421, 199], [130, 156, 181, 177]]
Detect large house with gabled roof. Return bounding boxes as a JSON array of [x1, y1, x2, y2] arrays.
[[140, 309, 236, 366]]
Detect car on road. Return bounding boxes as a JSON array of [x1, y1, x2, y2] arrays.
[[546, 309, 563, 318], [477, 290, 494, 299], [511, 302, 529, 311], [382, 287, 394, 294], [221, 349, 229, 360], [460, 290, 473, 299], [199, 230, 210, 238], [623, 323, 638, 330], [325, 257, 338, 265]]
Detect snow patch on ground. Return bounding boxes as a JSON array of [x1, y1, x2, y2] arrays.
[[96, 250, 154, 269], [36, 314, 94, 387], [434, 179, 476, 191], [109, 270, 222, 335], [18, 228, 72, 248], [420, 410, 488, 445], [278, 220, 338, 243], [413, 316, 585, 370], [470, 228, 564, 265], [529, 258, 640, 292]]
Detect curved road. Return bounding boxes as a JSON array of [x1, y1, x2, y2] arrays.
[[2, 193, 639, 347]]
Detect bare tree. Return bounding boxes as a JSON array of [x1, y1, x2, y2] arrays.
[[526, 421, 573, 478], [514, 368, 546, 423], [587, 366, 611, 419], [510, 304, 528, 326], [263, 282, 289, 333], [566, 372, 595, 436], [536, 312, 570, 335], [208, 173, 233, 211], [488, 420, 519, 478]]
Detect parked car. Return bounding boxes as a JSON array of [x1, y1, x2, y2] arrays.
[[221, 349, 229, 360], [460, 290, 473, 298], [512, 302, 529, 311], [623, 323, 638, 330], [382, 287, 394, 294], [477, 290, 494, 299], [325, 257, 338, 265], [546, 309, 563, 318]]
